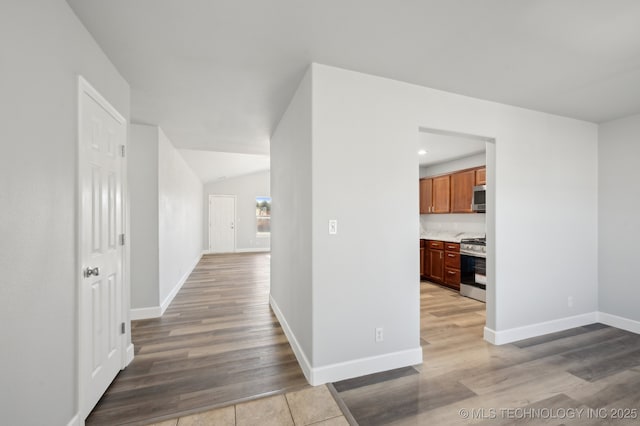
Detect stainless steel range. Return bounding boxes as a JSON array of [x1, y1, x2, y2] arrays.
[[460, 238, 486, 302]]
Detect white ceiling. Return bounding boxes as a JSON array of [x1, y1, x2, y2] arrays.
[[178, 149, 269, 183], [418, 132, 486, 167], [67, 0, 640, 156]]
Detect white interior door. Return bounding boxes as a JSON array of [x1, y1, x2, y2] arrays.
[[78, 77, 126, 418], [209, 195, 236, 253]]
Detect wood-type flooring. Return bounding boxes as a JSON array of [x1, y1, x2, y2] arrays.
[[333, 282, 640, 425], [86, 253, 308, 425]]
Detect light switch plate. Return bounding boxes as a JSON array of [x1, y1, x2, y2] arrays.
[[329, 220, 337, 235]]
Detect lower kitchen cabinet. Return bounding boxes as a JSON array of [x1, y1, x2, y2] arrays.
[[420, 239, 425, 276], [422, 240, 460, 290]]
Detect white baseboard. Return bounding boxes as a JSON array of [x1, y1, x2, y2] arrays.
[[125, 343, 135, 366], [269, 294, 314, 383], [160, 253, 202, 315], [130, 253, 202, 320], [484, 312, 598, 345], [269, 294, 423, 386], [67, 414, 80, 426], [598, 311, 640, 335], [311, 347, 423, 386], [202, 248, 270, 254], [130, 306, 162, 320]]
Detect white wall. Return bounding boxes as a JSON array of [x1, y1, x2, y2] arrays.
[[420, 152, 486, 234], [598, 113, 640, 323], [271, 63, 598, 384], [203, 170, 270, 252], [129, 125, 203, 318], [270, 68, 314, 370], [130, 125, 159, 309], [0, 1, 130, 424], [158, 129, 204, 305]]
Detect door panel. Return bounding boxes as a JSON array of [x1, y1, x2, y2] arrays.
[[209, 196, 236, 253], [79, 80, 126, 419]]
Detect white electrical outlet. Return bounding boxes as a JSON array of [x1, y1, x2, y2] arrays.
[[568, 296, 574, 308], [329, 219, 338, 235], [375, 327, 384, 342]]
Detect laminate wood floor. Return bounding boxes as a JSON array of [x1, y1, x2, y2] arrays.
[[86, 253, 308, 426], [333, 282, 640, 425]]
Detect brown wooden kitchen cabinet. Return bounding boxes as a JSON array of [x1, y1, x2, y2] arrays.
[[419, 179, 432, 214], [420, 239, 426, 277], [443, 242, 461, 290], [428, 240, 444, 282], [422, 240, 460, 290], [432, 175, 450, 213], [450, 170, 475, 213], [475, 168, 486, 185]]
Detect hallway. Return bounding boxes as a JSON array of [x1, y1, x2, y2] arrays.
[[87, 253, 308, 425]]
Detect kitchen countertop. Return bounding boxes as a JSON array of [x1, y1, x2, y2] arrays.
[[420, 231, 485, 243]]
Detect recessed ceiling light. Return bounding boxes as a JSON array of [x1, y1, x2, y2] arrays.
[[418, 150, 427, 155]]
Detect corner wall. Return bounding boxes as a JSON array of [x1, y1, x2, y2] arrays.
[[203, 170, 270, 252], [270, 68, 314, 375], [0, 1, 130, 424], [129, 125, 203, 318], [130, 125, 159, 309], [158, 129, 203, 307], [598, 113, 640, 329]]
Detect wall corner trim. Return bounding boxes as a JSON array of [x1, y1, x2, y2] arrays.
[[67, 414, 81, 426], [125, 343, 135, 367], [310, 347, 423, 386], [130, 306, 162, 320], [159, 253, 202, 315], [597, 312, 640, 334], [269, 294, 314, 383], [484, 312, 598, 345], [270, 295, 422, 386], [130, 253, 202, 320]]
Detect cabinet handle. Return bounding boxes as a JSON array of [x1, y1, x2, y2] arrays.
[[440, 252, 443, 259], [448, 254, 455, 257], [448, 271, 456, 275]]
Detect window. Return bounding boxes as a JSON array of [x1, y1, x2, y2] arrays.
[[256, 196, 271, 236]]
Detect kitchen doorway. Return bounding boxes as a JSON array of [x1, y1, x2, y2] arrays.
[[417, 127, 496, 338]]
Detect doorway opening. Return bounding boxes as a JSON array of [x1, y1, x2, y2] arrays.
[[417, 127, 496, 340]]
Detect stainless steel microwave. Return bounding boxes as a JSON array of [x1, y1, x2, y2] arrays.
[[472, 185, 486, 212]]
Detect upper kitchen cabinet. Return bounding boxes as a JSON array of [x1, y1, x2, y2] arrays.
[[419, 178, 432, 214], [432, 175, 450, 213], [475, 168, 486, 185], [451, 169, 475, 213]]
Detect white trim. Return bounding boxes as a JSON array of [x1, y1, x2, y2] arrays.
[[130, 306, 162, 320], [270, 294, 423, 386], [160, 253, 202, 315], [129, 253, 202, 320], [201, 248, 270, 255], [311, 347, 423, 386], [269, 294, 313, 383], [598, 312, 640, 335], [484, 312, 598, 345], [67, 414, 81, 426], [125, 343, 135, 366]]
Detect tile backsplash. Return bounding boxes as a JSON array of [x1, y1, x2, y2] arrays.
[[420, 213, 486, 235]]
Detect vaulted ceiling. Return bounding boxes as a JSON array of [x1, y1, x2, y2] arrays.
[[68, 0, 640, 156]]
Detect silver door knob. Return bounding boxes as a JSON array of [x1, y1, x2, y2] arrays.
[[84, 267, 100, 278]]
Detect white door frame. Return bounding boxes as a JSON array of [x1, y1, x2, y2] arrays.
[[209, 194, 237, 253], [76, 76, 132, 420]]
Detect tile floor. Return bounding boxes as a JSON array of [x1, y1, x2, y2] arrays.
[[148, 385, 350, 426]]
